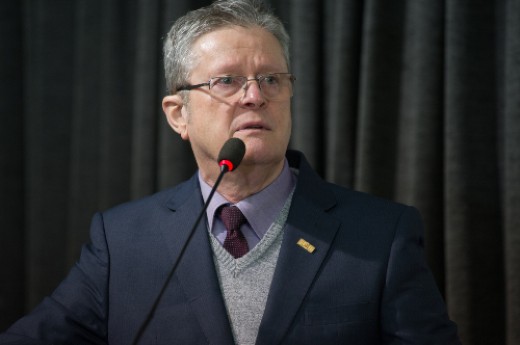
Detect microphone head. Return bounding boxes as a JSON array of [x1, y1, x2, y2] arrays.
[[218, 138, 246, 172]]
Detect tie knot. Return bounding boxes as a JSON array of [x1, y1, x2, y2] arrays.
[[219, 205, 246, 231]]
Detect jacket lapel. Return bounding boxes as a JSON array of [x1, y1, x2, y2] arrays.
[[160, 176, 235, 344], [256, 151, 340, 345]]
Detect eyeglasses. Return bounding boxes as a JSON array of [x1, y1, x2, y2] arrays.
[[176, 73, 295, 102]]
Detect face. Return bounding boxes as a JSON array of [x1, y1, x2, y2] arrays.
[[163, 26, 292, 176]]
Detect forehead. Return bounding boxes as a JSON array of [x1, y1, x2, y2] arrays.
[[189, 26, 287, 76]]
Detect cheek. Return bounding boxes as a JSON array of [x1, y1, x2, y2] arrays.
[[187, 105, 233, 141], [276, 105, 292, 132]]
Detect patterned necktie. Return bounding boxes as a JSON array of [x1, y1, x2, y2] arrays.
[[219, 205, 249, 258]]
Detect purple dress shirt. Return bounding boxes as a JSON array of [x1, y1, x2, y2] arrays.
[[199, 159, 296, 249]]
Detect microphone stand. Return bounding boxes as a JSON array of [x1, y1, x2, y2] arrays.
[[131, 164, 230, 345]]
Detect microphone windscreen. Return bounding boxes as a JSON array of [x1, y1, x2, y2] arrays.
[[218, 138, 246, 172]]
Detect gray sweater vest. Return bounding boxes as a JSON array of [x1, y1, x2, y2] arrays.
[[209, 192, 294, 345]]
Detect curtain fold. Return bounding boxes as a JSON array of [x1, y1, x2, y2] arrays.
[[444, 2, 505, 343], [0, 0, 25, 328], [290, 0, 324, 169], [393, 0, 446, 287], [503, 1, 520, 343], [1, 0, 519, 343], [23, 0, 76, 309], [323, 0, 362, 188]]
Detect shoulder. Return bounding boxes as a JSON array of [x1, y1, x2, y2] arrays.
[[288, 149, 415, 220], [328, 182, 413, 216], [100, 174, 200, 222], [322, 182, 421, 242], [287, 150, 421, 249]]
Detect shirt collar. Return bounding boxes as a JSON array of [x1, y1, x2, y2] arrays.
[[199, 159, 296, 238]]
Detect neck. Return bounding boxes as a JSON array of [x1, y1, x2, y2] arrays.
[[201, 159, 285, 204]]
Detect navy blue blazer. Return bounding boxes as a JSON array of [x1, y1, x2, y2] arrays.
[[1, 150, 460, 344]]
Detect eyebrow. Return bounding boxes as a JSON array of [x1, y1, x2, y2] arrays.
[[207, 62, 287, 77]]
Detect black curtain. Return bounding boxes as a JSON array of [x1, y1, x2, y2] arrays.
[[1, 1, 519, 344]]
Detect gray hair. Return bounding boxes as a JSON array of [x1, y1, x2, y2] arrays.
[[163, 0, 290, 94]]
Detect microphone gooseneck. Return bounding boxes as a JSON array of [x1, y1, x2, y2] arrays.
[[131, 138, 245, 345]]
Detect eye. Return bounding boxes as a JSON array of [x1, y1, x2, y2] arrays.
[[218, 76, 234, 85], [262, 74, 280, 85], [213, 76, 240, 88]]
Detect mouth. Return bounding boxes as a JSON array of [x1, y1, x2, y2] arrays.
[[235, 122, 270, 132]]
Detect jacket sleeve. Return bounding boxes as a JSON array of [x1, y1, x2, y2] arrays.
[[0, 212, 109, 345], [380, 206, 461, 344]]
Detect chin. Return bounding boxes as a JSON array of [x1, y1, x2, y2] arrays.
[[242, 146, 285, 166]]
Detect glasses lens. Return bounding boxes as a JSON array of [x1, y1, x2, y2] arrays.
[[210, 76, 246, 98], [259, 74, 293, 101], [209, 74, 294, 102]]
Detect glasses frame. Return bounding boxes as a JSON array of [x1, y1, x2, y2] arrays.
[[176, 73, 296, 101]]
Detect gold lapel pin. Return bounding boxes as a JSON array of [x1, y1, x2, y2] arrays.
[[297, 238, 316, 253]]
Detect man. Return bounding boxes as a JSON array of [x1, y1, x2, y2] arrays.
[[1, 0, 460, 344]]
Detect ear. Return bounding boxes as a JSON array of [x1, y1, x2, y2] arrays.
[[162, 94, 189, 140]]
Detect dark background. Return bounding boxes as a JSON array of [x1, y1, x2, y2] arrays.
[[1, 1, 519, 344]]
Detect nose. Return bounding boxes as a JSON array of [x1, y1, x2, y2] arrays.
[[239, 79, 266, 109]]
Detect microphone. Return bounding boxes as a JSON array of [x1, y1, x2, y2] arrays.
[[218, 137, 246, 173], [132, 138, 245, 345]]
